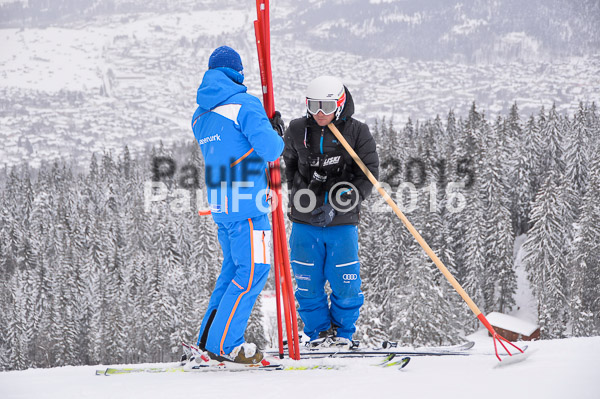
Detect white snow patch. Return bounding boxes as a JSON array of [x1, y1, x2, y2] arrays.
[[451, 18, 488, 35], [511, 234, 538, 323], [369, 0, 406, 3], [381, 12, 423, 25], [0, 27, 108, 92], [0, 10, 247, 93]]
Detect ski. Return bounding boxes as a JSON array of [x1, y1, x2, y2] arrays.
[[267, 340, 474, 359], [279, 364, 344, 371], [96, 342, 346, 375], [95, 356, 417, 374], [95, 362, 283, 375], [272, 349, 467, 359], [95, 360, 351, 375], [95, 350, 415, 375], [280, 339, 473, 352], [380, 355, 411, 369], [376, 353, 397, 365], [379, 340, 475, 352]]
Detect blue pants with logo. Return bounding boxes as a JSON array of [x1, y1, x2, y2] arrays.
[[289, 222, 363, 340], [197, 214, 271, 356]]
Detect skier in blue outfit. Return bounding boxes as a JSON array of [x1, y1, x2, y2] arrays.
[[192, 46, 284, 364], [283, 76, 379, 348]]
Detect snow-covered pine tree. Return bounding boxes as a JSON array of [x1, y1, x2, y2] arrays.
[[480, 118, 516, 314], [55, 243, 80, 366], [445, 109, 458, 154], [356, 186, 403, 345], [522, 173, 569, 338], [187, 213, 219, 327], [523, 114, 543, 204], [539, 104, 566, 180], [423, 157, 462, 343], [5, 271, 30, 370], [447, 107, 484, 284], [460, 188, 488, 332], [148, 213, 182, 362], [568, 147, 600, 336], [103, 221, 128, 364], [505, 103, 533, 235], [565, 103, 591, 196], [584, 102, 598, 132], [396, 240, 458, 346], [357, 119, 406, 346]]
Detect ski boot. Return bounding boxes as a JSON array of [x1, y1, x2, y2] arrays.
[[207, 343, 264, 364]]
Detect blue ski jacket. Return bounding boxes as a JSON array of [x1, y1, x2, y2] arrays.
[[192, 68, 284, 223]]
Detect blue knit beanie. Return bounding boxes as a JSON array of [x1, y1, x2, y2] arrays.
[[208, 46, 243, 73]]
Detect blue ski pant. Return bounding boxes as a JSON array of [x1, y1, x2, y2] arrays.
[[289, 222, 364, 340], [197, 214, 271, 355]]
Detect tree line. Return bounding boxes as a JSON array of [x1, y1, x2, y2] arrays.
[[1, 102, 598, 370]]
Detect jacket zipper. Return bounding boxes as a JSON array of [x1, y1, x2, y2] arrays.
[[320, 128, 325, 154], [321, 127, 327, 204]]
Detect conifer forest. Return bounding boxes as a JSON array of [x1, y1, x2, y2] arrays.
[[1, 102, 599, 371]]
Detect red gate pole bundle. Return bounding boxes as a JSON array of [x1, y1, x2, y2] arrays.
[[254, 0, 301, 360]]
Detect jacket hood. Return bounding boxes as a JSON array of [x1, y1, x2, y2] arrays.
[[196, 69, 247, 110], [338, 86, 355, 120]]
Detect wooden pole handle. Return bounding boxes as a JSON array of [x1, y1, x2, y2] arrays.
[[327, 123, 482, 317]]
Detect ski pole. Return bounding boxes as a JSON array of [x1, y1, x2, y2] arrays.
[[327, 123, 524, 362]]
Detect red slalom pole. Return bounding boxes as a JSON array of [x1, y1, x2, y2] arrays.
[[270, 166, 299, 360], [271, 208, 285, 358], [254, 20, 284, 358], [254, 0, 300, 360], [270, 166, 299, 359]]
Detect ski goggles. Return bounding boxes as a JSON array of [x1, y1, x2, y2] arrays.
[[306, 93, 346, 116]]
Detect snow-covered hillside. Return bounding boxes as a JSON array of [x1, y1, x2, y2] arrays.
[[1, 334, 599, 399], [1, 4, 598, 168]]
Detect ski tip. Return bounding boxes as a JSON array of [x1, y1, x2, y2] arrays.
[[462, 341, 476, 350], [399, 356, 411, 369]]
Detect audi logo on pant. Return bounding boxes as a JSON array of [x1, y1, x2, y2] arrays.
[[342, 274, 358, 281]]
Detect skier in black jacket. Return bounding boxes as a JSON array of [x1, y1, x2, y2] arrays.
[[283, 75, 379, 348]]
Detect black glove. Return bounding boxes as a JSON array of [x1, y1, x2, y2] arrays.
[[310, 203, 336, 227], [307, 170, 327, 193], [269, 111, 285, 136]]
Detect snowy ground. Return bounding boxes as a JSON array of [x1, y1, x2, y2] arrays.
[[1, 332, 598, 399]]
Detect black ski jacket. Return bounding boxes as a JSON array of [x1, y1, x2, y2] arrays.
[[282, 87, 379, 226]]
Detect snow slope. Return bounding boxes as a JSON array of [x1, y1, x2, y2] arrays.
[[1, 334, 598, 399]]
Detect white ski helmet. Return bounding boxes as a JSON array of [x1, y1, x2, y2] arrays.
[[305, 76, 346, 120]]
